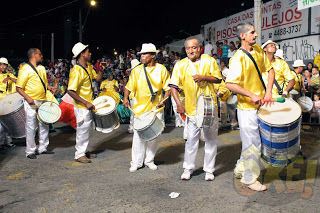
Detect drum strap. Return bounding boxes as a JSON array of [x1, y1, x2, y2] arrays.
[[77, 63, 95, 99], [27, 62, 47, 93], [143, 64, 157, 103], [240, 48, 266, 91], [274, 79, 283, 95]]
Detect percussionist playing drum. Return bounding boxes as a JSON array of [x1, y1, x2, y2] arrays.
[[67, 42, 103, 163], [16, 48, 55, 159], [225, 22, 275, 191], [123, 43, 171, 172], [170, 36, 222, 181]]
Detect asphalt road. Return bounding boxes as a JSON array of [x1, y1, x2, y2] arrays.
[[0, 122, 319, 213]]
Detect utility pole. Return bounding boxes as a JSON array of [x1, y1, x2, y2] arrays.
[[79, 7, 82, 42], [254, 0, 262, 45], [51, 33, 54, 62]]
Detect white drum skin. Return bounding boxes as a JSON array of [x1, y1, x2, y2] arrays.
[[37, 101, 62, 124]]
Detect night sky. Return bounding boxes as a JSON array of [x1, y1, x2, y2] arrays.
[[1, 0, 257, 63]]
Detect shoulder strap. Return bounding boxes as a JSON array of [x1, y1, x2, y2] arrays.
[[77, 63, 95, 98], [27, 62, 46, 93], [240, 48, 266, 91], [143, 64, 156, 102], [273, 79, 283, 95]]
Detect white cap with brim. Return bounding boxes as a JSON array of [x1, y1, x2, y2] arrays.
[[130, 59, 141, 69], [261, 40, 279, 50], [292, 59, 306, 67], [72, 42, 89, 58], [0, 57, 9, 65], [274, 49, 284, 60], [138, 43, 159, 54]]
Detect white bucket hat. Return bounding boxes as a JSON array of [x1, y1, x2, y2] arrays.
[[0, 57, 9, 65], [222, 68, 229, 77], [275, 49, 284, 60], [72, 42, 89, 58], [261, 40, 279, 50], [130, 59, 140, 69], [138, 43, 159, 54], [292, 59, 306, 67]]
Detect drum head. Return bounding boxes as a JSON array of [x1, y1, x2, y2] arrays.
[[93, 96, 116, 115], [0, 93, 24, 116], [38, 102, 62, 124], [133, 111, 156, 130], [227, 95, 238, 105], [196, 95, 205, 127], [297, 96, 313, 112], [258, 99, 301, 125]]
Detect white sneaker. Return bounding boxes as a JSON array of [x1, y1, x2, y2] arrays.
[[129, 165, 139, 172], [181, 169, 193, 180], [205, 172, 215, 181], [145, 162, 157, 170]]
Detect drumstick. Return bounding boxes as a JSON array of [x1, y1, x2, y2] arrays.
[[249, 97, 285, 103], [120, 98, 139, 115]]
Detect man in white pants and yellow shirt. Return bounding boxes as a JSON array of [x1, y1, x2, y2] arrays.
[[226, 22, 275, 191], [170, 36, 222, 181], [67, 42, 103, 163], [16, 48, 54, 159], [123, 43, 171, 172]]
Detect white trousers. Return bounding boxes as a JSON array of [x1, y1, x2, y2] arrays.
[[171, 97, 184, 127], [234, 109, 262, 184], [24, 100, 49, 156], [131, 112, 163, 167], [74, 106, 93, 159], [0, 123, 12, 146], [183, 110, 218, 173], [128, 98, 134, 131]]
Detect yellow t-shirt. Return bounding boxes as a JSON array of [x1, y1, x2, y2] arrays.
[[68, 63, 98, 109], [226, 45, 273, 110], [170, 54, 221, 116], [125, 63, 170, 116], [0, 72, 17, 99], [16, 63, 48, 101], [214, 80, 232, 103], [100, 79, 118, 92], [262, 58, 294, 98], [314, 55, 320, 69], [291, 70, 302, 92]]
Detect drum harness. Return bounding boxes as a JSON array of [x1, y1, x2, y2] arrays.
[[241, 49, 292, 165], [143, 64, 157, 103]]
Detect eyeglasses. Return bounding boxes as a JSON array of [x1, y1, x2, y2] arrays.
[[36, 52, 43, 56], [185, 46, 198, 51]]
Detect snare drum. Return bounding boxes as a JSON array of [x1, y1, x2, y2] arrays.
[[258, 99, 301, 166], [196, 94, 215, 128], [37, 101, 62, 125], [297, 96, 313, 112], [0, 93, 26, 138], [92, 96, 119, 133], [226, 94, 238, 110], [133, 111, 164, 142], [289, 90, 299, 101]]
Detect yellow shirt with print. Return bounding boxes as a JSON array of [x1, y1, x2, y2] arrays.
[[125, 63, 170, 117], [314, 55, 320, 69], [291, 70, 302, 92], [100, 79, 118, 92], [16, 63, 48, 101], [226, 45, 272, 110], [214, 80, 232, 103], [68, 63, 98, 109], [0, 72, 17, 99], [262, 58, 294, 98], [170, 54, 221, 116]]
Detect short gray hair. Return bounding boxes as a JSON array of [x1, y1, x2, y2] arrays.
[[27, 48, 38, 59], [235, 22, 254, 40], [184, 36, 202, 48]]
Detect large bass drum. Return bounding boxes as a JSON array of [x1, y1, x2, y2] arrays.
[[0, 93, 26, 138]]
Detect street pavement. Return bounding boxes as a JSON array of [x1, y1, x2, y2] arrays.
[[0, 122, 319, 213]]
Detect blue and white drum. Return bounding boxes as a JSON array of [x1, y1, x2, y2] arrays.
[[258, 99, 302, 166]]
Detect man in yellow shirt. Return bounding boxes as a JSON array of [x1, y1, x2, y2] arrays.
[[0, 57, 17, 148], [226, 22, 275, 191], [67, 42, 103, 163], [291, 60, 306, 94], [314, 50, 320, 69], [123, 43, 171, 172], [16, 48, 54, 159], [170, 36, 222, 181], [261, 40, 295, 98]]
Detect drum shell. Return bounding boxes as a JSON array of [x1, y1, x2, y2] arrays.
[[196, 95, 215, 128], [92, 109, 119, 133], [0, 104, 26, 138], [226, 95, 238, 110], [258, 117, 301, 166], [134, 112, 164, 142]]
